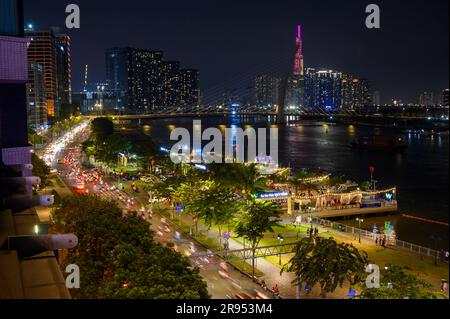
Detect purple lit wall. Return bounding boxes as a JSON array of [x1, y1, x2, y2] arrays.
[[0, 35, 28, 83]]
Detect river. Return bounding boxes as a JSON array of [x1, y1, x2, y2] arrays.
[[137, 115, 449, 250]]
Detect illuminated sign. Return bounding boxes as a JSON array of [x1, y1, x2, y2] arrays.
[[257, 191, 289, 199]]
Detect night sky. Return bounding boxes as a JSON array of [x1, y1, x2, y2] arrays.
[[23, 0, 449, 104]]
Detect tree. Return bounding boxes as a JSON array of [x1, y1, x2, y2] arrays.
[[59, 103, 80, 120], [95, 134, 132, 166], [91, 117, 114, 140], [98, 243, 209, 299], [326, 176, 343, 188], [282, 235, 368, 298], [289, 170, 319, 196], [208, 163, 267, 199], [51, 195, 208, 299], [31, 152, 50, 188], [358, 264, 439, 299], [178, 180, 241, 242], [173, 177, 211, 234], [360, 181, 371, 191], [234, 199, 283, 279]]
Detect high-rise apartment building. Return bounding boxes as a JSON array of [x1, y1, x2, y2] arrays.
[[442, 89, 449, 107], [313, 70, 341, 111], [341, 74, 370, 110], [303, 68, 316, 111], [105, 47, 132, 112], [105, 48, 196, 114], [25, 28, 58, 117], [160, 61, 180, 108], [255, 75, 280, 108], [54, 30, 72, 107], [419, 91, 434, 106], [179, 69, 200, 108], [26, 62, 47, 127]]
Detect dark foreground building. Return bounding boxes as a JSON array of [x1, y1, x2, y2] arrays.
[[0, 0, 70, 298]]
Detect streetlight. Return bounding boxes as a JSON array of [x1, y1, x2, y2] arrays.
[[277, 234, 284, 265], [356, 218, 364, 243]]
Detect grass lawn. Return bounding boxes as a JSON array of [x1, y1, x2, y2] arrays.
[[325, 230, 448, 288]]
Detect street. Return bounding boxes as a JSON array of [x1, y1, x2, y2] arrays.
[[41, 122, 269, 299]]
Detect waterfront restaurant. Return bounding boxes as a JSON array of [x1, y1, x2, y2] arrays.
[[257, 187, 398, 218]]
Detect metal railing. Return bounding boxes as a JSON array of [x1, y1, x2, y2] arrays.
[[301, 216, 448, 262]]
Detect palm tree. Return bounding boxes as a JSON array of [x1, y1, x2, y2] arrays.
[[209, 163, 267, 199], [282, 235, 368, 298], [298, 181, 318, 197], [234, 199, 283, 279], [289, 170, 319, 197]]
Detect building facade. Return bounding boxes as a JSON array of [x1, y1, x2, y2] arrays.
[[442, 89, 449, 107], [25, 28, 58, 117], [26, 62, 47, 128], [255, 74, 280, 109], [105, 48, 198, 114], [179, 69, 200, 108], [341, 74, 370, 110], [419, 91, 434, 106], [54, 31, 72, 107]]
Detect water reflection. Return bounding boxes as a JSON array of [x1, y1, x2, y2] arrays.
[[141, 116, 449, 249]]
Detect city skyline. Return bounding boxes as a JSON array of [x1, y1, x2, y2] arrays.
[[1, 0, 449, 303], [23, 0, 449, 105]]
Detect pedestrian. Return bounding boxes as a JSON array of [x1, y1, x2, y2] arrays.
[[260, 279, 267, 290], [382, 235, 386, 247], [314, 227, 319, 236], [273, 284, 280, 297], [440, 279, 448, 292], [304, 284, 312, 294], [445, 251, 449, 262], [375, 236, 379, 245]]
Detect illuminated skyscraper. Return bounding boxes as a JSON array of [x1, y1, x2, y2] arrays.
[[105, 47, 132, 112], [294, 25, 304, 76], [160, 61, 180, 108], [25, 28, 58, 117], [54, 30, 72, 107], [341, 74, 371, 110], [179, 69, 200, 108], [285, 25, 305, 112], [442, 89, 449, 107], [255, 75, 280, 109], [26, 62, 47, 127]]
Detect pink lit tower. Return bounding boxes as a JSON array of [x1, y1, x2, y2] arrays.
[[294, 25, 304, 76]]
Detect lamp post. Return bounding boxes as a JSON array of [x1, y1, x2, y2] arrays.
[[277, 234, 284, 265], [356, 218, 364, 243]]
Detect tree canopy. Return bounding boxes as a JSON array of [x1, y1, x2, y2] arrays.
[[31, 152, 50, 188], [358, 264, 439, 299], [51, 195, 208, 299], [282, 235, 368, 298], [91, 117, 114, 140]]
